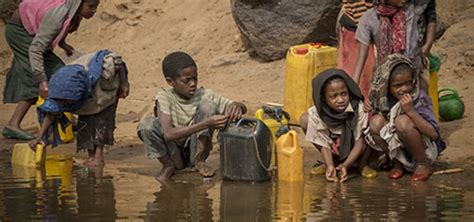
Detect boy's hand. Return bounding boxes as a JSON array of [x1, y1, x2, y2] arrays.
[[226, 103, 243, 122], [336, 164, 348, 183], [204, 115, 229, 129], [400, 93, 415, 115], [325, 165, 339, 182], [28, 138, 44, 149], [59, 42, 75, 56]]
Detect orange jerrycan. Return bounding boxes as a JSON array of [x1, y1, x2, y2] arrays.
[[36, 96, 74, 143], [284, 43, 337, 124], [11, 143, 46, 167], [276, 130, 304, 181]]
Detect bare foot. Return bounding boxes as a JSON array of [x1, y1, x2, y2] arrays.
[[195, 162, 215, 177], [155, 165, 175, 183], [84, 157, 104, 167]]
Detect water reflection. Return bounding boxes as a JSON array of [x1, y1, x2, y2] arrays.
[[1, 150, 473, 221], [0, 155, 117, 221]]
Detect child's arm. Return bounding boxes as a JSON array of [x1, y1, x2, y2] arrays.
[[155, 101, 228, 142], [317, 145, 339, 182], [353, 43, 370, 84], [59, 36, 75, 56], [28, 113, 55, 148], [226, 102, 247, 122], [422, 0, 437, 57], [400, 94, 439, 140], [340, 138, 365, 170]]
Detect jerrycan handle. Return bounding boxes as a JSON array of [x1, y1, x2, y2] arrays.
[[236, 117, 266, 131], [35, 144, 45, 166], [438, 88, 460, 100], [279, 130, 299, 156]]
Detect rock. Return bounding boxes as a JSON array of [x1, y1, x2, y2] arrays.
[[100, 11, 121, 23], [464, 50, 474, 67], [231, 0, 340, 61]]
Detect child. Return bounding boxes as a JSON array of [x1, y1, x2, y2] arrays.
[[29, 50, 129, 167], [337, 0, 376, 99], [366, 54, 445, 181], [413, 0, 437, 91], [3, 0, 100, 140], [300, 68, 374, 183], [137, 51, 247, 183], [353, 0, 421, 87]]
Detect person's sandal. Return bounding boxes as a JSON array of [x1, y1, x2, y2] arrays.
[[310, 161, 326, 175], [411, 164, 433, 181], [2, 127, 35, 140]]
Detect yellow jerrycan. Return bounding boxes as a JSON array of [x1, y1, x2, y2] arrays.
[[275, 181, 304, 221], [45, 154, 74, 191], [428, 54, 441, 120], [284, 43, 337, 124], [11, 143, 46, 167], [255, 106, 289, 138], [255, 106, 289, 167], [36, 96, 74, 143], [276, 130, 304, 182]]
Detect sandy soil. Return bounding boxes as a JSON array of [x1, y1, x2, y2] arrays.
[[0, 0, 473, 187]]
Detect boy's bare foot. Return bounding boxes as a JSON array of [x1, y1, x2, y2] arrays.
[[84, 157, 104, 167], [195, 162, 215, 177], [155, 166, 175, 183]]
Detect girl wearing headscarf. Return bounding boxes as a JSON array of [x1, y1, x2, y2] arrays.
[[352, 0, 422, 95], [366, 54, 445, 181], [300, 68, 374, 183], [29, 50, 130, 167], [3, 0, 100, 140]]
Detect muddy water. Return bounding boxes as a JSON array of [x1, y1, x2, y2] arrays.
[[1, 154, 474, 221]]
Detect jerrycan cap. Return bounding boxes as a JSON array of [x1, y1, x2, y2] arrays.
[[309, 42, 323, 48], [295, 47, 308, 55]]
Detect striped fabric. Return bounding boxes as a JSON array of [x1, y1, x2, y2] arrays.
[[341, 0, 373, 25], [154, 88, 232, 127]]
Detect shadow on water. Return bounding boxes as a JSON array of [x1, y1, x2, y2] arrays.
[[1, 148, 474, 221]]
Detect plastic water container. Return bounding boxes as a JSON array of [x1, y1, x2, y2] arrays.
[[218, 118, 272, 182], [284, 43, 337, 124], [36, 96, 74, 143], [275, 181, 304, 220], [428, 54, 441, 120], [276, 130, 304, 182], [11, 143, 45, 167]]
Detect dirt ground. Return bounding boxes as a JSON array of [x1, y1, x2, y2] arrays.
[[0, 0, 473, 188]]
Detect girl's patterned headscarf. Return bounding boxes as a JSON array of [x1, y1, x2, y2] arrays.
[[369, 53, 419, 115]]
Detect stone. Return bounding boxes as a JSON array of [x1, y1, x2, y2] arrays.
[[464, 50, 474, 67], [231, 0, 340, 61]]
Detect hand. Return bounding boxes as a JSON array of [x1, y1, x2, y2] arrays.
[[204, 115, 229, 129], [363, 99, 372, 113], [117, 82, 130, 99], [226, 103, 243, 122], [422, 44, 431, 58], [39, 80, 48, 99], [325, 165, 339, 182], [28, 138, 44, 149], [399, 93, 415, 115], [336, 164, 348, 183], [59, 42, 75, 56]]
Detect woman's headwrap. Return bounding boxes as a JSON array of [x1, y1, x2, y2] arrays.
[[374, 0, 407, 63], [312, 69, 363, 160], [369, 53, 419, 115], [37, 49, 111, 147]]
